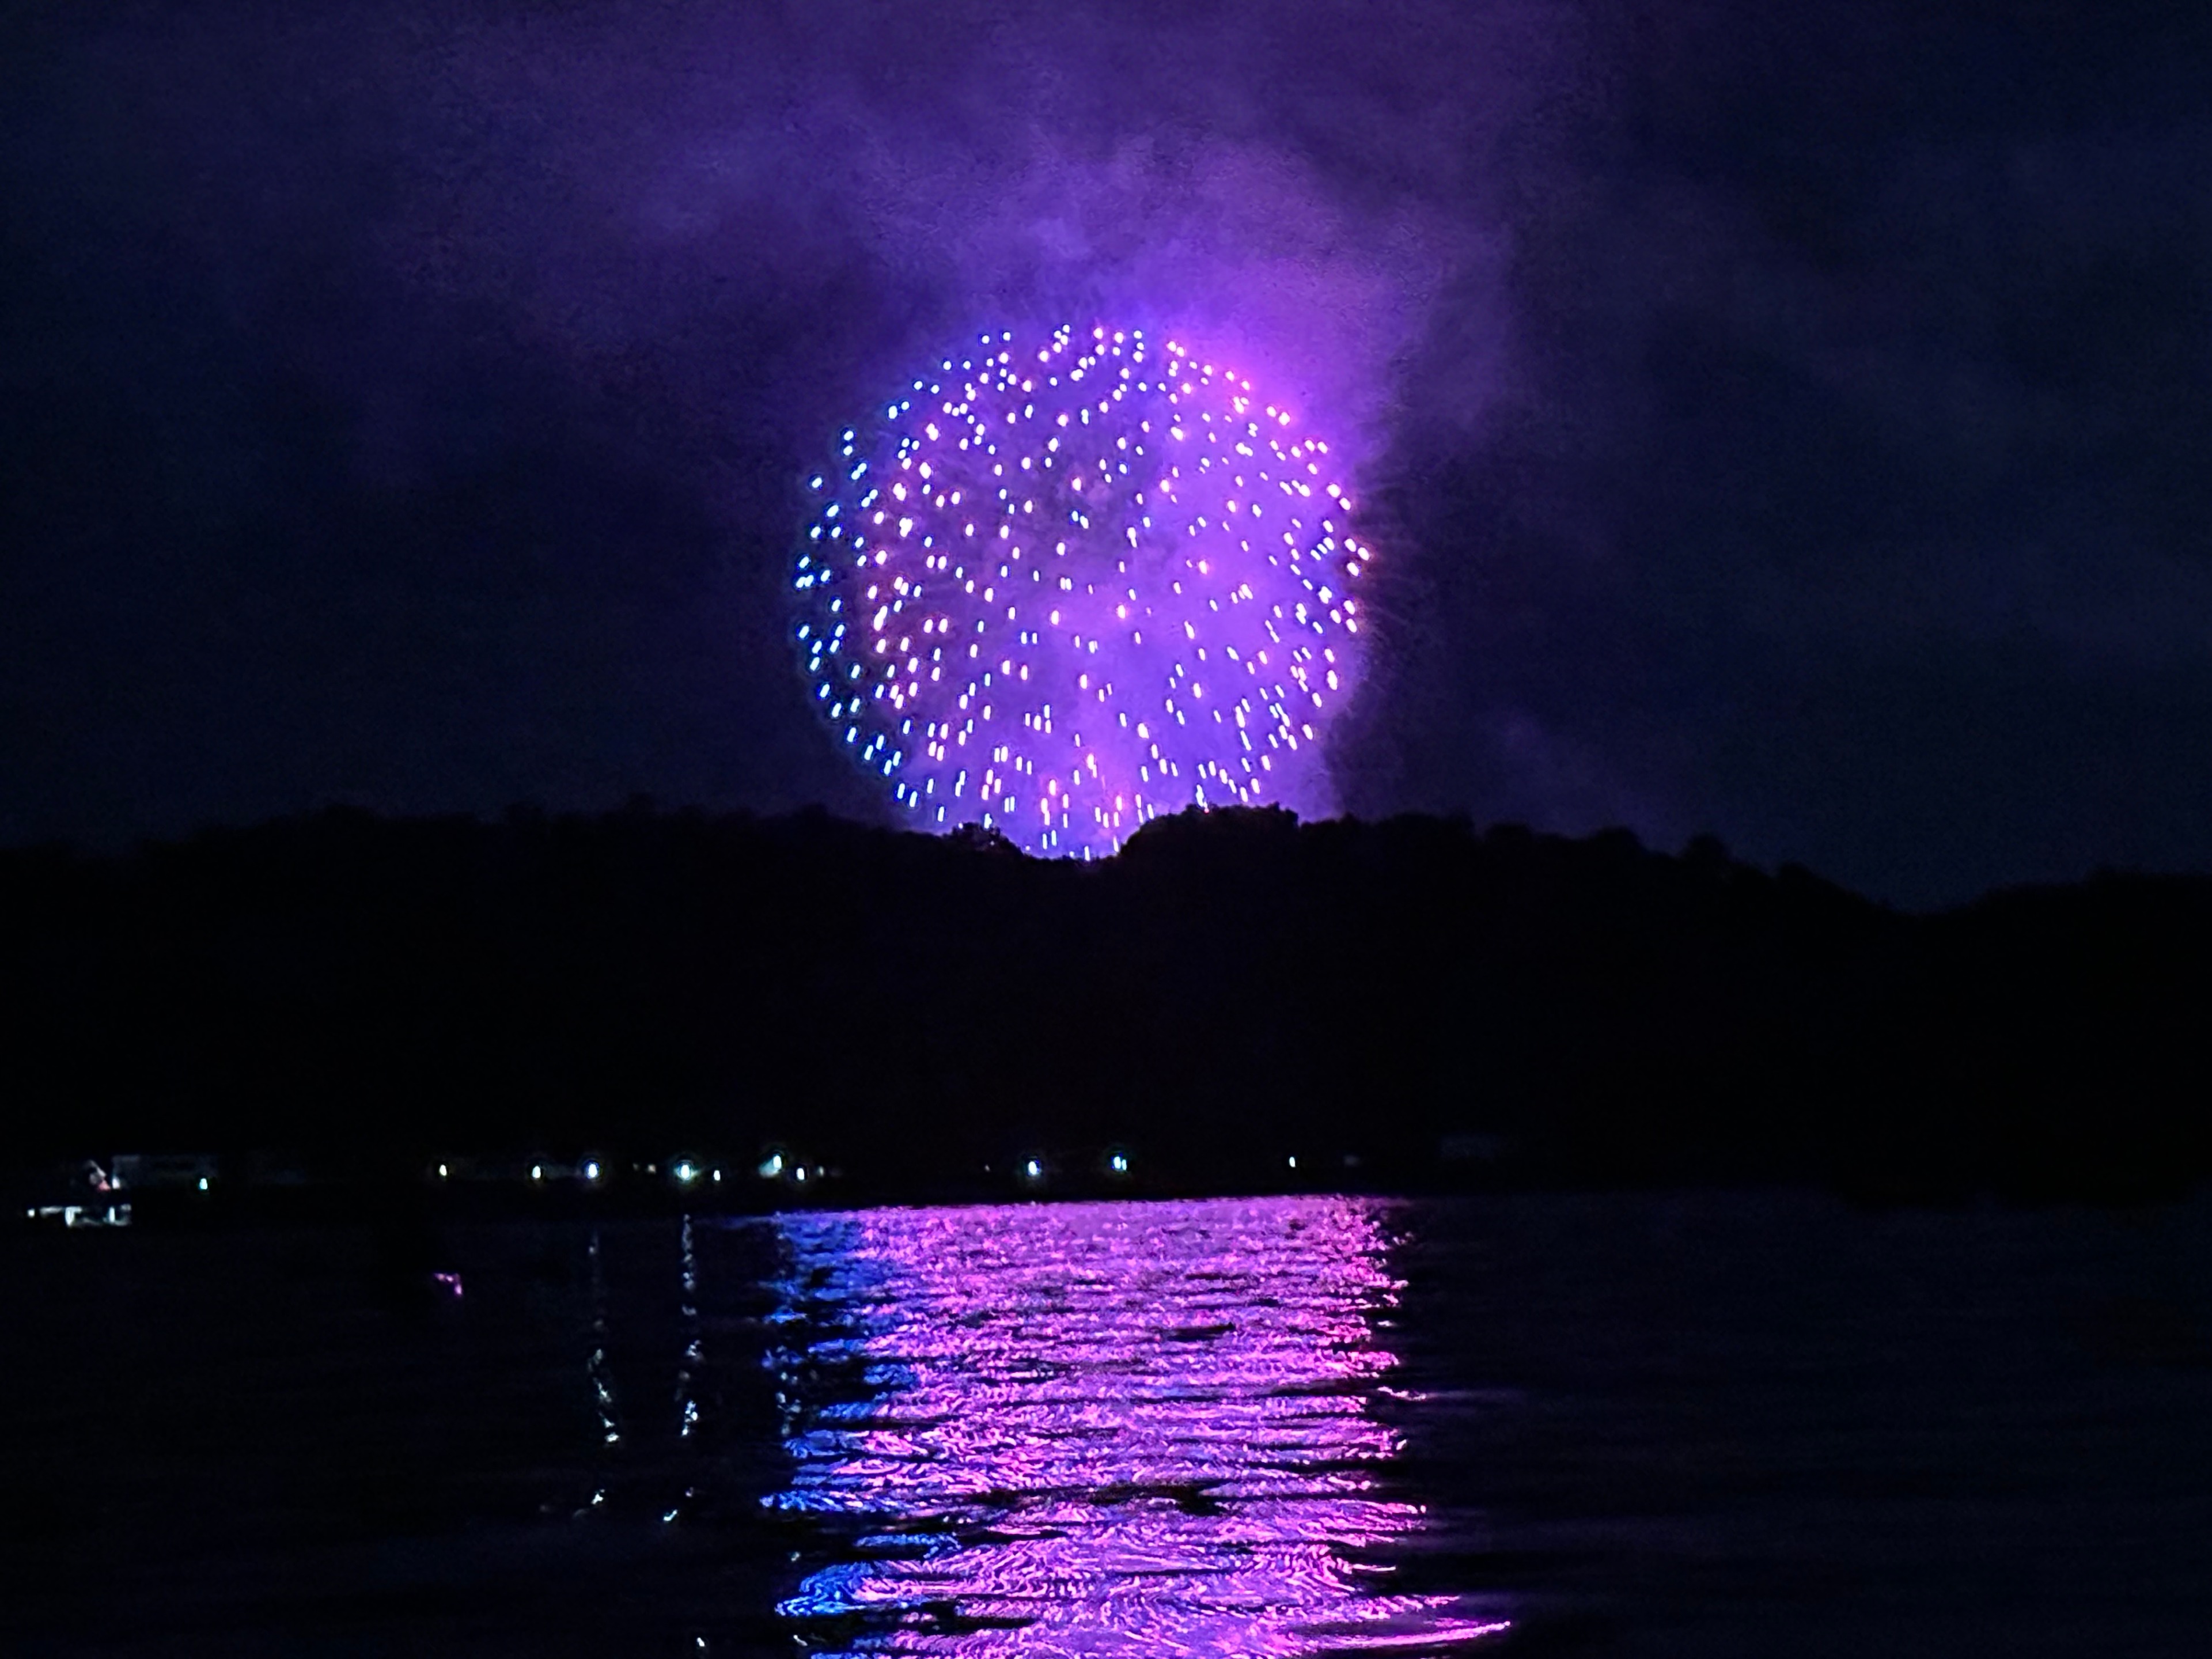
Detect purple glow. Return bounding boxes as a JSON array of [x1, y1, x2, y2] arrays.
[[764, 1197, 1508, 1655], [794, 325, 1372, 856]]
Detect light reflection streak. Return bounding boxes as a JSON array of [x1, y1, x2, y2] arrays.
[[678, 1214, 702, 1440], [588, 1226, 621, 1447], [762, 1198, 1507, 1656]]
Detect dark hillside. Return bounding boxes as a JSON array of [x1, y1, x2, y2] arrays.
[[3, 806, 2205, 1204]]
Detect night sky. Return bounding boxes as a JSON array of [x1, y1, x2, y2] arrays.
[[4, 1, 2207, 908]]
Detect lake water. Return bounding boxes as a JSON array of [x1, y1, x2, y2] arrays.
[[7, 1192, 2210, 1655]]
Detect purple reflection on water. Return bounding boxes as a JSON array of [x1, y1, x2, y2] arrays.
[[764, 1197, 1508, 1655]]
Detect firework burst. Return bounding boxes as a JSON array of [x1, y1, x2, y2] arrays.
[[794, 324, 1372, 857]]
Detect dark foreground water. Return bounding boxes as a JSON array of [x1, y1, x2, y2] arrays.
[[7, 1193, 2210, 1656]]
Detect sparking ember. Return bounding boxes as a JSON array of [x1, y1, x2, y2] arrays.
[[794, 325, 1371, 856]]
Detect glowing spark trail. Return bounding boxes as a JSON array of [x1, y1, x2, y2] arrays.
[[794, 325, 1373, 857]]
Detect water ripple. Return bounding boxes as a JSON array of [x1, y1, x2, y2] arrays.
[[760, 1196, 1508, 1656]]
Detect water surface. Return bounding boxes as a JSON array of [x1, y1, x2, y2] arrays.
[[762, 1198, 1507, 1653], [7, 1191, 2210, 1656]]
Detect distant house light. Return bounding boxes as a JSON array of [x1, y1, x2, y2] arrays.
[[1109, 1153, 1128, 1175], [582, 1160, 601, 1182], [759, 1152, 786, 1179], [674, 1160, 698, 1184]]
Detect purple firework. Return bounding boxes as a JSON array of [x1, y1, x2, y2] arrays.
[[794, 324, 1372, 857]]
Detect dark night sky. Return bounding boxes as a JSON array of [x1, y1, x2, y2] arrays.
[[3, 1, 2207, 908]]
